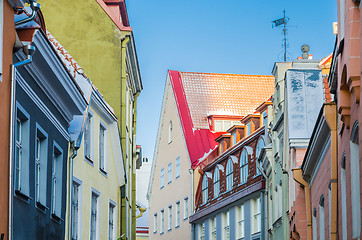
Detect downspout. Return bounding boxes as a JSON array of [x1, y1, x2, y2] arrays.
[[9, 45, 36, 240], [67, 143, 79, 240], [324, 103, 338, 240], [14, 1, 40, 27], [131, 92, 139, 240], [190, 168, 194, 240], [120, 35, 130, 240], [292, 168, 312, 240]]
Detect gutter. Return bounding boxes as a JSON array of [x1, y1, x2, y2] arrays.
[[9, 44, 36, 240], [292, 168, 312, 240]]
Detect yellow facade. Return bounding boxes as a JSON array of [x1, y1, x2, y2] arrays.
[[41, 1, 142, 239]]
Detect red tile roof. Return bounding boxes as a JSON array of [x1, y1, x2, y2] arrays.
[[169, 70, 274, 168]]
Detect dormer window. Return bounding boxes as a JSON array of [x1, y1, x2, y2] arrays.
[[262, 111, 268, 127], [246, 122, 251, 136], [168, 121, 172, 143], [255, 138, 265, 175], [214, 120, 241, 132]]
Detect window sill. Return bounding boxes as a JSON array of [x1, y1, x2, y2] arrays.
[[51, 213, 63, 224], [99, 168, 108, 177], [167, 228, 172, 232], [183, 217, 188, 221], [160, 232, 164, 236], [36, 201, 48, 214], [168, 181, 172, 184], [14, 190, 31, 203], [175, 225, 180, 229], [160, 186, 164, 190], [84, 156, 94, 166], [176, 176, 180, 179], [153, 231, 157, 234]]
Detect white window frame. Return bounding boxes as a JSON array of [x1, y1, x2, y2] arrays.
[[14, 103, 30, 197], [252, 197, 261, 234], [71, 177, 82, 240], [312, 208, 317, 240], [223, 211, 230, 240], [202, 175, 208, 204], [99, 120, 108, 174], [153, 213, 158, 233], [168, 205, 172, 230], [238, 204, 245, 239], [84, 110, 94, 162], [160, 168, 165, 189], [35, 123, 48, 207], [213, 167, 220, 198], [183, 197, 189, 220], [226, 159, 233, 190], [90, 188, 100, 240], [168, 163, 172, 184], [51, 141, 63, 219], [319, 196, 325, 240], [176, 157, 180, 179], [210, 217, 216, 240], [108, 199, 117, 240], [168, 121, 172, 143], [175, 201, 180, 227], [240, 149, 248, 184], [160, 209, 165, 233], [199, 222, 205, 240]]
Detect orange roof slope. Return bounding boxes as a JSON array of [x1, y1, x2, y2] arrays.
[[179, 72, 275, 129]]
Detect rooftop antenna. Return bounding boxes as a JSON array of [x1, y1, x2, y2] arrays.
[[272, 10, 290, 62]]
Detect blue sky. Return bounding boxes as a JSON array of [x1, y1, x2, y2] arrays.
[[127, 0, 337, 159]]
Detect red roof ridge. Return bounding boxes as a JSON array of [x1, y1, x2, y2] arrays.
[[170, 70, 273, 77]]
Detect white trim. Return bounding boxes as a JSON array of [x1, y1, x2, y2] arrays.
[[16, 72, 70, 140], [72, 177, 83, 240], [90, 187, 101, 240]]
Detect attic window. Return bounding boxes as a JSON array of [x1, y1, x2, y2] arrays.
[[246, 122, 251, 136], [168, 121, 172, 143], [214, 120, 240, 132], [263, 111, 268, 127]]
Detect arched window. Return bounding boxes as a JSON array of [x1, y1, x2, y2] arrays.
[[168, 121, 173, 143], [240, 149, 248, 183], [201, 175, 208, 204], [226, 159, 233, 190], [350, 121, 360, 238], [213, 167, 220, 198], [255, 138, 265, 175]]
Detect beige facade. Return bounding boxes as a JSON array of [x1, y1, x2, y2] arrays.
[[148, 77, 192, 240]]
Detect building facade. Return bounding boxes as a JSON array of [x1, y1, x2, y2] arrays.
[[40, 1, 143, 239], [11, 27, 87, 239], [147, 70, 274, 240], [190, 101, 272, 240]]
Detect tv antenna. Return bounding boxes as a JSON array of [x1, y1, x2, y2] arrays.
[[272, 10, 291, 62]]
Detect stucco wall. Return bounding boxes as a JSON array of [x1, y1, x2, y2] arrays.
[[148, 79, 191, 240]]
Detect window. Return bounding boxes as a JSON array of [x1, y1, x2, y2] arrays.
[[226, 159, 233, 190], [153, 213, 158, 233], [210, 217, 216, 240], [160, 168, 164, 188], [214, 120, 240, 132], [341, 154, 347, 240], [350, 122, 361, 239], [84, 112, 93, 161], [14, 104, 30, 197], [240, 149, 248, 183], [169, 121, 172, 143], [51, 142, 63, 218], [168, 163, 172, 184], [168, 205, 172, 230], [183, 197, 189, 219], [232, 131, 237, 145], [35, 124, 48, 206], [312, 208, 317, 240], [176, 157, 180, 178], [175, 201, 180, 227], [199, 222, 205, 240], [263, 111, 268, 127], [223, 211, 230, 240], [252, 197, 261, 234], [246, 122, 251, 136], [99, 122, 107, 173], [71, 181, 80, 240], [255, 138, 265, 175], [213, 167, 220, 198], [319, 196, 325, 240], [238, 204, 245, 239], [201, 175, 208, 204], [109, 201, 116, 240], [160, 209, 164, 233], [90, 191, 100, 240]]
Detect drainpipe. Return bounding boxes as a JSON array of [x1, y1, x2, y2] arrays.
[[120, 35, 130, 240], [292, 168, 312, 240], [324, 103, 337, 240], [132, 92, 139, 240], [190, 168, 194, 240], [15, 1, 40, 27], [9, 44, 36, 240], [67, 143, 78, 240]]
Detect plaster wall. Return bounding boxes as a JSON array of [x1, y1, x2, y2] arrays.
[[148, 79, 191, 240], [0, 1, 16, 238], [66, 105, 120, 240]]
